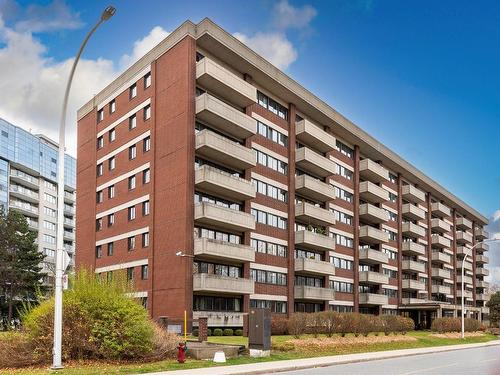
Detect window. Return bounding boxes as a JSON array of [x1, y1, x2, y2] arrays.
[[331, 209, 353, 225], [107, 242, 114, 256], [129, 83, 137, 99], [128, 206, 136, 221], [43, 220, 56, 231], [96, 190, 103, 203], [335, 140, 353, 158], [389, 192, 398, 203], [257, 91, 288, 119], [144, 72, 151, 88], [129, 145, 137, 160], [44, 193, 56, 204], [194, 295, 242, 312], [144, 104, 151, 120], [250, 269, 287, 285], [251, 178, 287, 202], [128, 175, 136, 190], [129, 114, 137, 130], [96, 218, 103, 231], [250, 299, 287, 314], [43, 234, 56, 244], [250, 238, 287, 257], [142, 232, 149, 247], [97, 109, 104, 122], [107, 213, 115, 227], [141, 265, 148, 280], [109, 129, 116, 142], [334, 233, 354, 248], [97, 136, 104, 149], [128, 236, 136, 251], [383, 268, 398, 278], [143, 136, 151, 152], [254, 149, 287, 174], [95, 245, 102, 258], [44, 180, 56, 190], [330, 256, 353, 270], [143, 168, 150, 184], [383, 248, 398, 260], [108, 156, 116, 170], [251, 208, 287, 229], [194, 227, 242, 245], [108, 185, 115, 199], [142, 200, 150, 216], [385, 209, 397, 222], [389, 173, 398, 184], [383, 228, 398, 241], [335, 164, 353, 180], [127, 267, 134, 281], [256, 121, 288, 146], [44, 207, 56, 217], [333, 185, 353, 203], [331, 281, 354, 293], [96, 163, 103, 177], [109, 99, 116, 114]]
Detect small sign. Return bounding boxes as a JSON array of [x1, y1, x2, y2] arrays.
[[62, 274, 69, 290], [167, 324, 182, 334], [63, 251, 72, 271]]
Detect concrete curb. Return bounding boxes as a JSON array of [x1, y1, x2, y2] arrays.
[[145, 339, 500, 375]]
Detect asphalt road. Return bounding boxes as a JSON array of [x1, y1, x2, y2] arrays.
[[281, 345, 500, 375]]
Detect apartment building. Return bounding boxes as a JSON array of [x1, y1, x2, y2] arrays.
[[76, 19, 489, 330], [0, 118, 76, 286]]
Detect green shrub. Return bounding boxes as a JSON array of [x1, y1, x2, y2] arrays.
[[192, 328, 199, 337], [207, 328, 212, 336], [234, 329, 243, 336], [21, 269, 166, 362], [223, 328, 234, 336], [213, 328, 223, 336]]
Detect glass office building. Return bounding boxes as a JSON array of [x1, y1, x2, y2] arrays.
[[0, 118, 76, 286]]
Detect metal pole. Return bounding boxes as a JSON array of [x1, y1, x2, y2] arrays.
[[52, 7, 115, 369]]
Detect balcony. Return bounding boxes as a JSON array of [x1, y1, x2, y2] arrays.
[[294, 257, 336, 276], [402, 222, 426, 238], [9, 184, 39, 203], [295, 147, 336, 178], [359, 248, 389, 265], [195, 165, 255, 202], [476, 294, 488, 301], [359, 159, 389, 183], [295, 119, 336, 153], [402, 260, 426, 273], [196, 58, 257, 108], [456, 217, 472, 230], [295, 230, 335, 253], [457, 275, 473, 285], [431, 234, 451, 248], [194, 238, 255, 263], [295, 174, 336, 203], [294, 285, 335, 301], [9, 200, 38, 217], [64, 191, 75, 203], [432, 268, 451, 280], [359, 293, 388, 306], [359, 271, 389, 285], [476, 268, 489, 277], [64, 217, 75, 227], [63, 231, 74, 240], [457, 290, 473, 299], [193, 311, 244, 328], [431, 251, 452, 264], [476, 242, 489, 252], [402, 241, 426, 256], [402, 184, 425, 204], [476, 254, 489, 264], [458, 261, 473, 271], [359, 181, 389, 203], [431, 202, 451, 218], [456, 231, 472, 245], [431, 218, 451, 234], [194, 202, 255, 233], [402, 203, 426, 221], [193, 273, 254, 294], [10, 169, 39, 190], [359, 226, 389, 245], [476, 280, 489, 289], [432, 284, 451, 295], [295, 202, 336, 227], [401, 298, 428, 305], [359, 203, 389, 224], [475, 228, 488, 241], [196, 93, 256, 140], [456, 246, 469, 257], [402, 279, 426, 291], [195, 129, 256, 172], [64, 205, 75, 215], [482, 306, 490, 314]]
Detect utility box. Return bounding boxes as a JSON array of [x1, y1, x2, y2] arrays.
[[248, 308, 271, 357]]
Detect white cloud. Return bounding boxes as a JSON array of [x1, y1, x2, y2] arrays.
[[120, 26, 170, 69], [493, 210, 500, 222], [14, 0, 83, 33], [273, 0, 317, 30], [234, 32, 298, 70]]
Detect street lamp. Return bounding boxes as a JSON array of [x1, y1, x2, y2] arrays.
[[52, 6, 115, 370], [460, 238, 498, 339], [175, 251, 195, 258]]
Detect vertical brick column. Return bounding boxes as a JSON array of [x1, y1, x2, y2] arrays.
[[353, 145, 360, 312], [198, 317, 208, 342], [397, 174, 403, 306], [287, 104, 297, 316], [426, 194, 432, 300]]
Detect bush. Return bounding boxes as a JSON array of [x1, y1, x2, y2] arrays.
[[234, 329, 243, 336], [223, 328, 234, 336], [0, 332, 38, 368], [207, 328, 212, 336], [287, 313, 308, 338], [192, 328, 199, 337], [213, 328, 223, 336], [271, 315, 288, 335], [21, 269, 161, 362], [431, 317, 479, 333]]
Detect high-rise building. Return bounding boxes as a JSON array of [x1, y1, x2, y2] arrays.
[[0, 118, 76, 286], [76, 19, 489, 330]]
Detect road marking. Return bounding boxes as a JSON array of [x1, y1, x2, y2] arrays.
[[479, 358, 497, 363], [400, 363, 457, 375]]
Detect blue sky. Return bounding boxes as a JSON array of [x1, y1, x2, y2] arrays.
[[1, 1, 499, 278]]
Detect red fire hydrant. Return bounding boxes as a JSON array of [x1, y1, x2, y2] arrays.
[[177, 342, 187, 363]]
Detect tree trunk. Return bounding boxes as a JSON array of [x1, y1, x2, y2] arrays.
[[7, 284, 13, 330]]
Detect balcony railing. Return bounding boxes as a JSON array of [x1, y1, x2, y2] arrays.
[[193, 273, 254, 294], [195, 165, 255, 202], [294, 285, 335, 301], [402, 184, 425, 204], [295, 119, 336, 153], [359, 159, 389, 183], [193, 237, 255, 263], [294, 230, 335, 253]]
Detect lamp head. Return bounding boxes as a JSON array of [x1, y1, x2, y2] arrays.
[[175, 251, 183, 257], [101, 6, 116, 21]]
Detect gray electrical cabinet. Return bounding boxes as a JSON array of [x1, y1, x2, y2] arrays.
[[248, 308, 271, 351]]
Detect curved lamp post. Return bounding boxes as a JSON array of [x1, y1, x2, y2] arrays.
[[52, 6, 116, 369], [460, 238, 498, 339]]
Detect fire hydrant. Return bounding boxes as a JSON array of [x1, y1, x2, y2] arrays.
[[177, 342, 187, 363]]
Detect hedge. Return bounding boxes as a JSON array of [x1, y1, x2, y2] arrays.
[[213, 328, 223, 336], [431, 317, 480, 333], [223, 329, 234, 336]]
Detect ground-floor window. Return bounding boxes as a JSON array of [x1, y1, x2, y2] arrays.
[[193, 295, 242, 312], [250, 299, 287, 313], [295, 302, 323, 313], [329, 305, 353, 313]]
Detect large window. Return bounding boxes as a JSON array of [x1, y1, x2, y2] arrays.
[[333, 185, 353, 203], [330, 280, 354, 293], [257, 91, 288, 120], [295, 275, 324, 287], [257, 121, 287, 146], [254, 149, 288, 175], [251, 269, 287, 285], [335, 140, 353, 158], [250, 299, 287, 314], [330, 209, 353, 225], [334, 233, 354, 248], [194, 227, 242, 244], [194, 296, 242, 312], [251, 178, 287, 202], [195, 192, 241, 211], [194, 261, 242, 278], [251, 208, 287, 229], [330, 256, 353, 270], [251, 238, 287, 257], [335, 164, 353, 180]]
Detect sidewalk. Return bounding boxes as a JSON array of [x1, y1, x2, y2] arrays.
[[146, 340, 500, 375]]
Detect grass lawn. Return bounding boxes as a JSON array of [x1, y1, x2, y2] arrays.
[[3, 331, 498, 375]]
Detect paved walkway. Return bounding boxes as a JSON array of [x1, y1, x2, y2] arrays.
[[146, 340, 500, 375]]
